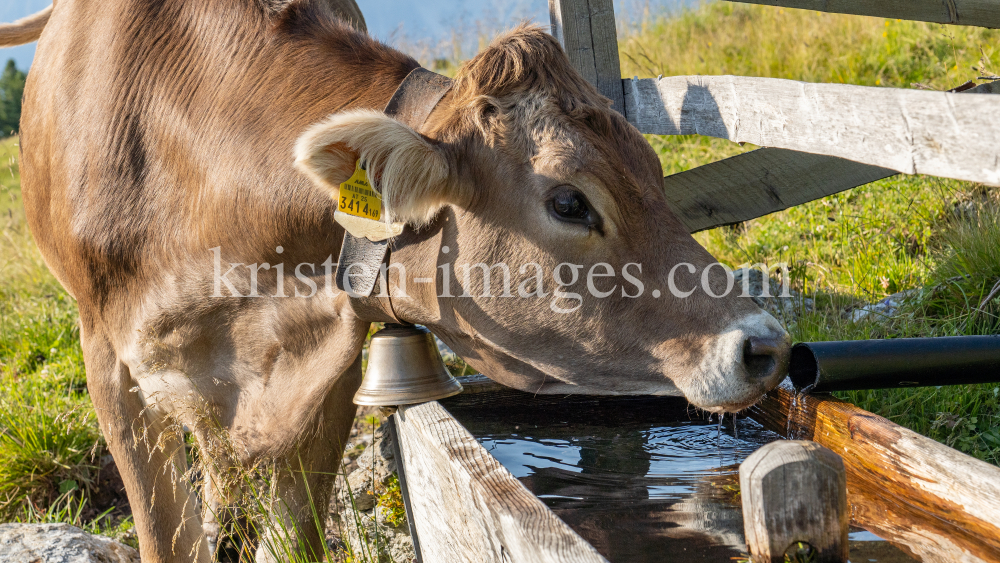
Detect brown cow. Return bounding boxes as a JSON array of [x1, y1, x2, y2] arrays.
[[5, 1, 790, 561]]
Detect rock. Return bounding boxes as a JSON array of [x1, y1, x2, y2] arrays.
[[338, 425, 397, 512], [335, 424, 416, 563], [953, 200, 980, 222], [848, 289, 916, 322], [732, 267, 813, 322], [344, 470, 377, 511], [434, 335, 466, 375], [338, 510, 415, 563], [0, 523, 139, 563], [355, 426, 396, 477]]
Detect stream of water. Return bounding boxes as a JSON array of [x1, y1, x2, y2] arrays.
[[447, 396, 917, 563]]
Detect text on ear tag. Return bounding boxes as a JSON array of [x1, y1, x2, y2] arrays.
[[338, 161, 382, 221]]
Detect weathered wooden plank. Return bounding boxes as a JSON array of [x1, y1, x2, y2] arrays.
[[969, 79, 1000, 94], [748, 386, 1000, 563], [662, 80, 999, 232], [395, 401, 609, 563], [663, 149, 895, 232], [624, 75, 1000, 186], [727, 0, 1000, 29], [549, 0, 625, 112], [741, 441, 849, 563]]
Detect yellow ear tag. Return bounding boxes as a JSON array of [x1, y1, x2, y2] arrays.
[[338, 161, 382, 221], [333, 160, 404, 241]]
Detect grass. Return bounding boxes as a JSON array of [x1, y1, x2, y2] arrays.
[[0, 136, 116, 524], [619, 1, 999, 90], [17, 490, 136, 547], [618, 2, 1000, 465], [0, 0, 999, 555]]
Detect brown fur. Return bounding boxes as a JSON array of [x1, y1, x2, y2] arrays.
[[16, 2, 789, 561], [0, 5, 52, 47], [452, 26, 609, 115]]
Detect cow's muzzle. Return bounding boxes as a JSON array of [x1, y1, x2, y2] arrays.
[[743, 333, 790, 382]]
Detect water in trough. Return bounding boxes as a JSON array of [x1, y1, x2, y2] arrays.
[[443, 394, 917, 563]]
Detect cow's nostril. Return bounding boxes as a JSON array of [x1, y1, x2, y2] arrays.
[[742, 335, 787, 380]]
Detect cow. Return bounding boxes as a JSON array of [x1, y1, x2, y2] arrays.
[[3, 0, 791, 561]]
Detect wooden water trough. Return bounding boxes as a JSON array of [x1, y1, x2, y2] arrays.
[[388, 0, 1000, 560], [390, 375, 1000, 562]]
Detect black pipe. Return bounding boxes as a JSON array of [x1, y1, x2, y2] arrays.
[[789, 335, 1000, 392]]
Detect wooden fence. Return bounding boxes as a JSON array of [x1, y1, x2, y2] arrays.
[[549, 0, 1000, 233]]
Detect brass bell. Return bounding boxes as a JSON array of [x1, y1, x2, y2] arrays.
[[353, 324, 463, 406]]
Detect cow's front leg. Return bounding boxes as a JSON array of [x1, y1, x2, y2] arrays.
[[83, 327, 210, 563], [199, 450, 261, 562], [254, 357, 360, 563], [200, 460, 230, 559]]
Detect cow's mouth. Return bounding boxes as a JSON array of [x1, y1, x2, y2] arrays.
[[702, 393, 772, 414]]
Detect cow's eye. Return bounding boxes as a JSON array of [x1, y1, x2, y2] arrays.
[[548, 188, 596, 227]]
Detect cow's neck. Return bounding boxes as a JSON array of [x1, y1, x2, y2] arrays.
[[170, 8, 426, 278], [336, 67, 455, 324], [347, 211, 455, 327]]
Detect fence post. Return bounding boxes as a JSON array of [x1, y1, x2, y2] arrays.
[[740, 440, 849, 563], [548, 0, 626, 113]]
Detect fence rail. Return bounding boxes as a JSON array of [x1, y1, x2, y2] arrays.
[[728, 0, 1000, 29], [662, 149, 894, 233], [625, 75, 1000, 187], [664, 78, 999, 232], [749, 387, 1000, 562]]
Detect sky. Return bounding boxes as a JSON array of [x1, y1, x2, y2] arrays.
[[0, 0, 692, 70]]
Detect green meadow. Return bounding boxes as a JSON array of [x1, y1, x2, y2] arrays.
[[0, 0, 998, 552], [617, 2, 1000, 464]]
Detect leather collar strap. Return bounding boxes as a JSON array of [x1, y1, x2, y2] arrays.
[[336, 67, 453, 323]]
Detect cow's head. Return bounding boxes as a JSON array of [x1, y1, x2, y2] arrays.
[[294, 26, 790, 412]]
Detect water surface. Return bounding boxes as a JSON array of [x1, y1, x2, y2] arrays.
[[446, 395, 916, 563]]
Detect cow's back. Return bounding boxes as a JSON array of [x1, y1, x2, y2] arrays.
[[21, 0, 404, 326]]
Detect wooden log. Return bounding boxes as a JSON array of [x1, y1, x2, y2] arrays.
[[748, 386, 1000, 563], [740, 440, 849, 563], [726, 0, 1000, 29], [663, 148, 895, 232], [548, 0, 625, 112], [394, 401, 609, 563], [624, 75, 1000, 186]]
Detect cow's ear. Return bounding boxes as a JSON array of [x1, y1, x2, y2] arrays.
[[294, 109, 457, 228]]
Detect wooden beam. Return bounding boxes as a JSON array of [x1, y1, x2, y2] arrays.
[[748, 387, 1000, 563], [624, 75, 1000, 187], [727, 0, 1000, 29], [741, 441, 849, 563], [662, 80, 998, 232], [549, 0, 626, 112], [969, 79, 1000, 94], [395, 401, 609, 563], [664, 149, 895, 233]]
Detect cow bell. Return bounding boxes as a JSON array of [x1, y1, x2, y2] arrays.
[[353, 324, 463, 406]]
